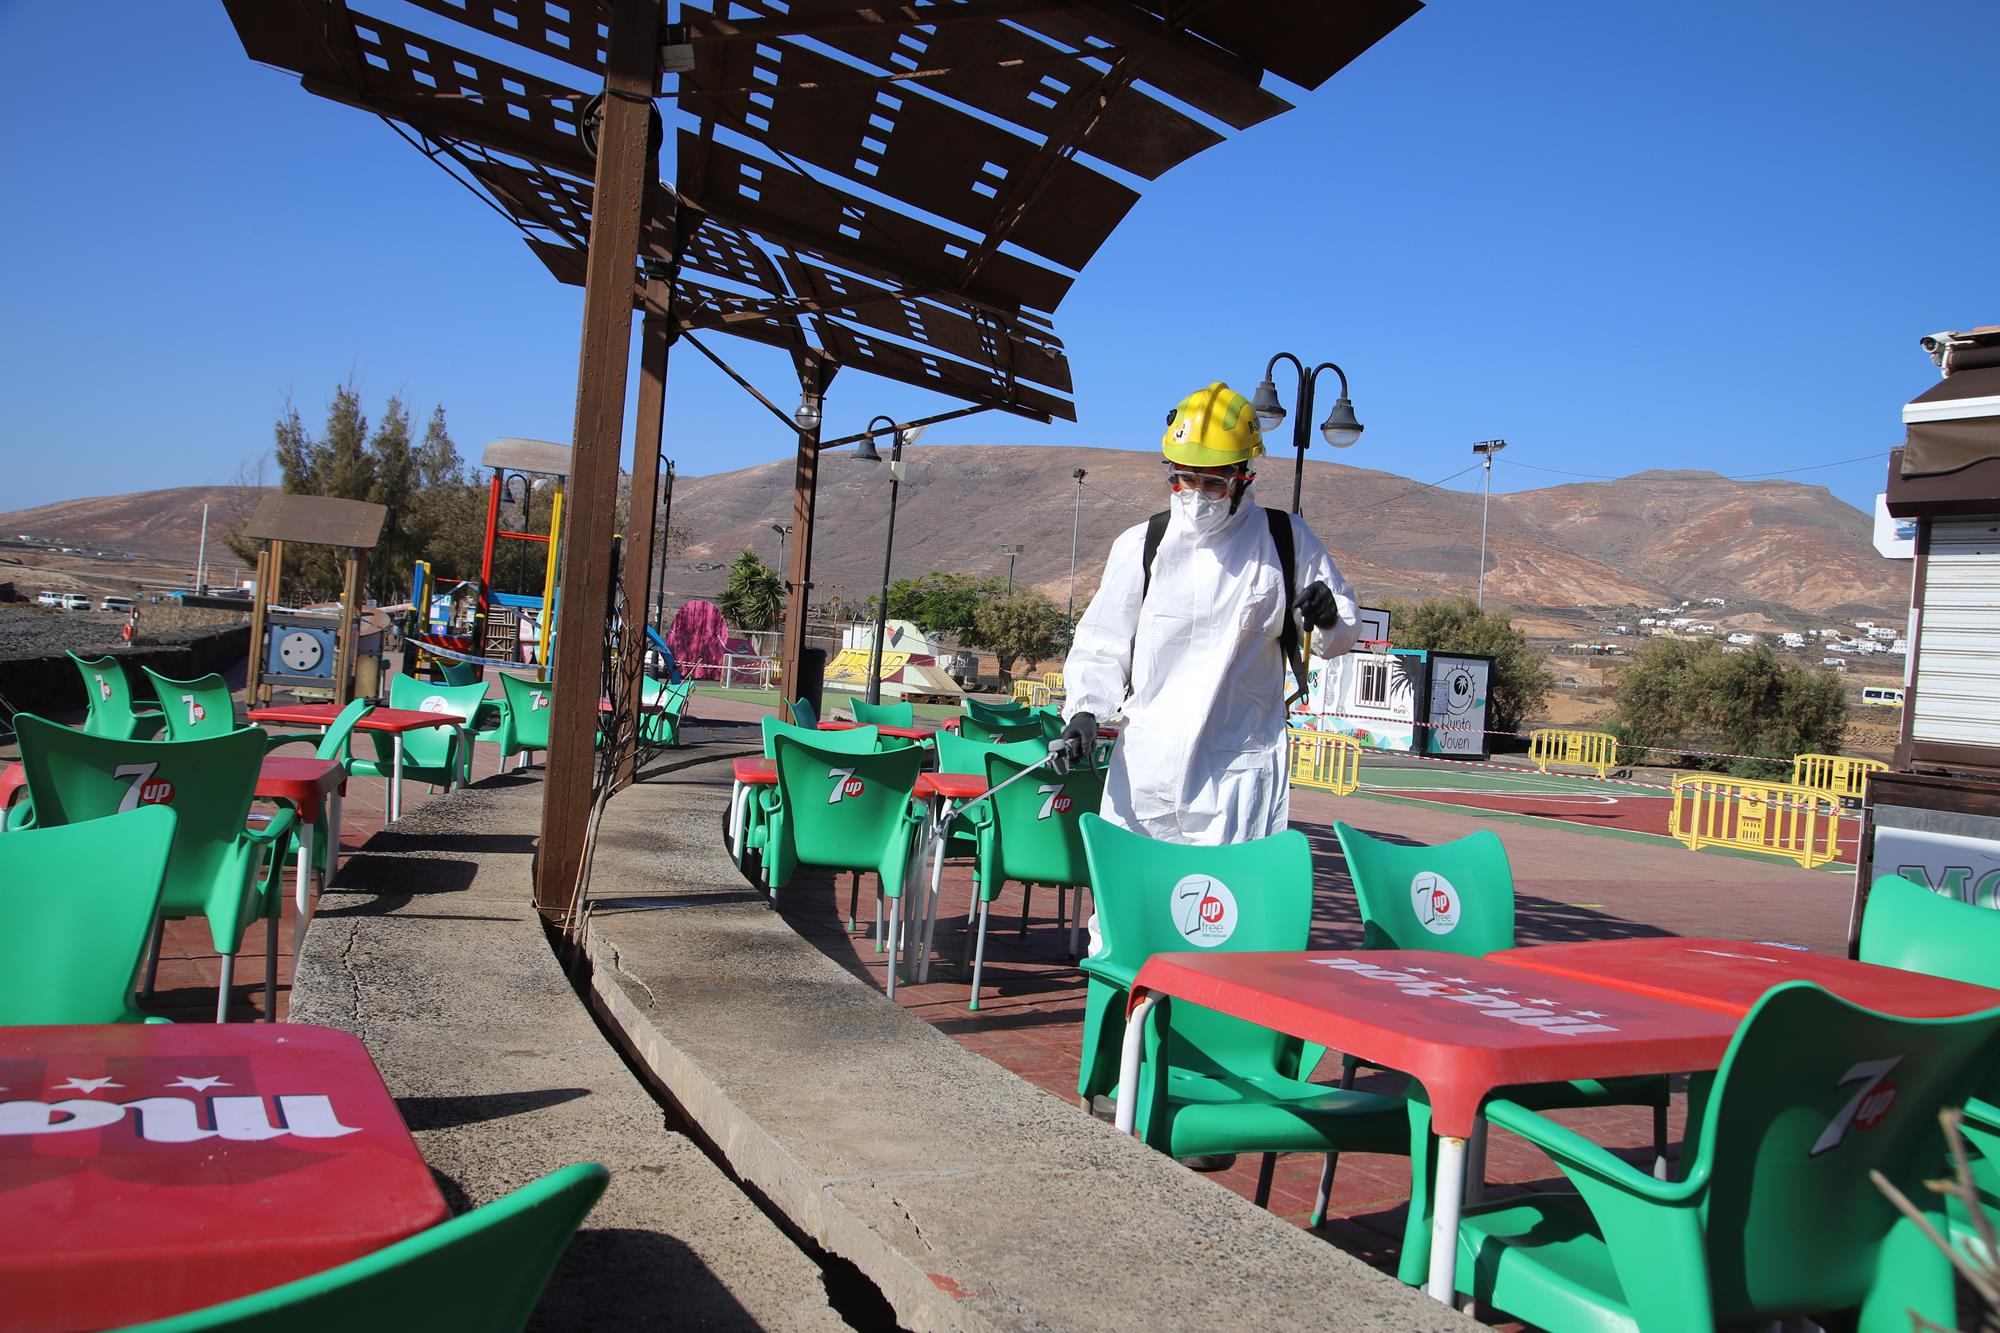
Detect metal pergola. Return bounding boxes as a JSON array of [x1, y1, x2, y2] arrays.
[[224, 0, 1421, 925]]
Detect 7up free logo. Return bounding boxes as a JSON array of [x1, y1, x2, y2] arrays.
[[1171, 875, 1238, 947], [1037, 783, 1073, 819], [828, 766, 865, 804], [113, 762, 175, 811]]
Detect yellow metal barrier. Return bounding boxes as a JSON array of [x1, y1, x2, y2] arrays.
[[1011, 678, 1037, 703], [1288, 729, 1362, 796], [1669, 775, 1843, 870], [1529, 727, 1621, 778], [1044, 671, 1065, 689], [1790, 753, 1887, 802]]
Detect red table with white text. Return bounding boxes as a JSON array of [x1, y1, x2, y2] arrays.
[[1121, 950, 1740, 1302], [0, 1023, 448, 1331], [818, 719, 938, 742], [249, 702, 464, 823], [1492, 936, 2000, 1018], [256, 755, 347, 940]]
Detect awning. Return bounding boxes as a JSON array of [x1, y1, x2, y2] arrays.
[[1902, 358, 2000, 478]]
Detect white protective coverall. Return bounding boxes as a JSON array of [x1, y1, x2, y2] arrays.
[[1062, 480, 1358, 844]]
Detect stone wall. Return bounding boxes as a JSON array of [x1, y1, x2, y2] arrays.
[[0, 625, 249, 717]]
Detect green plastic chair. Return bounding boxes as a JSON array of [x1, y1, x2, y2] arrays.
[[736, 717, 882, 888], [959, 716, 1042, 745], [121, 1162, 610, 1332], [13, 715, 296, 1022], [440, 661, 484, 688], [1859, 872, 2000, 1265], [1335, 820, 1670, 1277], [69, 651, 163, 739], [762, 732, 924, 972], [143, 668, 237, 742], [1080, 815, 1415, 1211], [782, 694, 819, 729], [484, 673, 554, 772], [959, 746, 1105, 1009], [851, 697, 914, 729], [349, 676, 488, 792], [640, 678, 690, 747], [0, 805, 177, 1023], [1451, 983, 2000, 1332], [964, 697, 1032, 728]]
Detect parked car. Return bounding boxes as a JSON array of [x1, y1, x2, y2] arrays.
[[100, 596, 134, 614], [59, 593, 92, 611], [36, 590, 61, 607]]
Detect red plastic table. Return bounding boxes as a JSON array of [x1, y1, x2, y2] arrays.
[[250, 703, 464, 823], [256, 756, 347, 940], [817, 719, 937, 742], [1121, 950, 1741, 1302], [1493, 937, 2000, 1018], [728, 757, 778, 869], [0, 1023, 448, 1331], [0, 761, 24, 820]]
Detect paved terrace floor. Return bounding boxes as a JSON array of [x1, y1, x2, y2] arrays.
[[691, 691, 1861, 1277]]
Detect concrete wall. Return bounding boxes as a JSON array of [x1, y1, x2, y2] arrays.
[[0, 625, 249, 715]]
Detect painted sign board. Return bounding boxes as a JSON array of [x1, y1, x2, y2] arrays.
[[1424, 653, 1494, 760]]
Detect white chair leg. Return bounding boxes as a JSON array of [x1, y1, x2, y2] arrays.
[[1466, 1118, 1489, 1206], [1653, 1101, 1671, 1179], [215, 954, 236, 1023], [969, 901, 991, 1011], [141, 915, 165, 1000]]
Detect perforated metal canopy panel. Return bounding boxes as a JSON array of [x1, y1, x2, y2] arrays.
[[241, 494, 390, 549], [224, 0, 1422, 423]]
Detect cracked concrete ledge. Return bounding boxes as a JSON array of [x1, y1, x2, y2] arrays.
[[291, 770, 844, 1331], [584, 720, 1476, 1333]]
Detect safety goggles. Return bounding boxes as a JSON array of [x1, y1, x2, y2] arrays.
[[1166, 468, 1244, 498]]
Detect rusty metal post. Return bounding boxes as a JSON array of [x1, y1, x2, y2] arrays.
[[613, 276, 674, 788], [334, 549, 363, 707], [534, 0, 661, 919], [778, 371, 830, 705]]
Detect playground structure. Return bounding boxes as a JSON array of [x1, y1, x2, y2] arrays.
[[1530, 727, 1622, 778], [241, 494, 389, 707], [823, 620, 964, 703], [408, 438, 567, 676]]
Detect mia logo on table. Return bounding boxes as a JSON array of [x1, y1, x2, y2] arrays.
[[0, 1091, 362, 1143], [1410, 871, 1460, 935], [113, 762, 174, 811], [1311, 957, 1619, 1036], [1172, 875, 1238, 947]]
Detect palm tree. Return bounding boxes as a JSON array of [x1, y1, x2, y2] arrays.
[[718, 550, 784, 631]]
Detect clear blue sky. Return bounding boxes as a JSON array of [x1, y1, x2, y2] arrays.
[[3, 1, 1993, 514]]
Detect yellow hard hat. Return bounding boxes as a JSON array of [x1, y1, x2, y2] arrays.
[[1161, 382, 1265, 468]]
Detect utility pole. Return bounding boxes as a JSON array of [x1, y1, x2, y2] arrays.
[[194, 503, 209, 594], [1472, 440, 1507, 609], [999, 543, 1024, 595], [1067, 469, 1086, 619], [653, 460, 674, 642]]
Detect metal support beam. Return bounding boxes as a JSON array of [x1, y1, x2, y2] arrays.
[[778, 365, 833, 707], [614, 270, 675, 788], [535, 0, 662, 922]]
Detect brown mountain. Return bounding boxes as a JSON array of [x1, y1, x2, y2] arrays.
[[668, 446, 1906, 621], [0, 449, 1907, 622], [0, 485, 269, 559]]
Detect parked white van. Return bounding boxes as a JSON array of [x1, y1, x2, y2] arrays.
[[60, 593, 92, 611], [100, 596, 135, 614], [36, 590, 60, 607]]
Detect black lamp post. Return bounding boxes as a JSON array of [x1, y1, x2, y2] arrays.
[[652, 459, 675, 652], [1249, 353, 1363, 516], [855, 415, 925, 704]]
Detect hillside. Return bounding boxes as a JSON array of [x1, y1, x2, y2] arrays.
[[0, 449, 1909, 621]]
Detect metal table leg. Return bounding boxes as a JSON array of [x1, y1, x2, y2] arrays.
[[1426, 1134, 1468, 1302]]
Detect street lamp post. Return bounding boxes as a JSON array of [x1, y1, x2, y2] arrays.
[[1249, 353, 1364, 515], [855, 415, 926, 705], [998, 543, 1024, 595], [770, 522, 792, 575], [1472, 440, 1508, 609], [1067, 468, 1087, 619], [652, 459, 675, 648]]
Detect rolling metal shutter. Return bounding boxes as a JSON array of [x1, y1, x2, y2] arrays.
[[1914, 518, 2000, 748]]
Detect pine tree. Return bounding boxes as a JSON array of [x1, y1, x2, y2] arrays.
[[320, 384, 374, 501]]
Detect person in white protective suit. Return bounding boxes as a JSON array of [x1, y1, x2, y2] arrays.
[[1050, 381, 1358, 844]]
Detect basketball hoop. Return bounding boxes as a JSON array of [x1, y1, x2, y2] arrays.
[[1357, 638, 1391, 655]]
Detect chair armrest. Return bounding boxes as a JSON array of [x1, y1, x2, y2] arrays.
[[1965, 1096, 2000, 1135], [244, 806, 300, 853], [1484, 1097, 1703, 1204], [262, 731, 321, 753]]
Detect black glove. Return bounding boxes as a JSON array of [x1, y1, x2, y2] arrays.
[[1297, 580, 1343, 631], [1048, 711, 1098, 776]]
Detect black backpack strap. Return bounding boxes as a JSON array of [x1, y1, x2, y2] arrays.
[[1264, 508, 1309, 706], [1138, 510, 1170, 601]]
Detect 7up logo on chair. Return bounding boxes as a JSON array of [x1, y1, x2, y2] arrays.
[[828, 766, 865, 804], [113, 762, 175, 811], [530, 691, 550, 712], [1037, 784, 1073, 819], [180, 694, 206, 725], [1810, 1055, 1902, 1156], [1171, 875, 1238, 947], [94, 673, 112, 702]]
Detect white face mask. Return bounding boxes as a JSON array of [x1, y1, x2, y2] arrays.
[[1173, 484, 1234, 536]]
